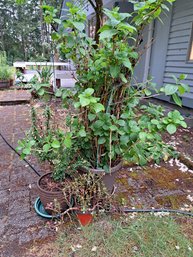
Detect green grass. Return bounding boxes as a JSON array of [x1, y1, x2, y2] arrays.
[[55, 214, 193, 257]]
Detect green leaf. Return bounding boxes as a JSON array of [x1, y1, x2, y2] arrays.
[[74, 102, 81, 109], [129, 52, 138, 59], [38, 88, 45, 96], [178, 85, 185, 95], [51, 140, 60, 148], [120, 73, 127, 83], [43, 143, 51, 153], [84, 88, 94, 96], [110, 125, 118, 131], [164, 84, 178, 95], [29, 140, 36, 146], [71, 21, 85, 31], [93, 120, 104, 129], [121, 112, 130, 119], [78, 129, 86, 137], [55, 89, 62, 97], [53, 18, 61, 24], [23, 148, 31, 155], [64, 134, 72, 148], [120, 135, 130, 145], [79, 96, 90, 107], [180, 121, 187, 128], [93, 103, 105, 113], [144, 89, 152, 96], [88, 113, 96, 121], [122, 59, 132, 70], [110, 65, 120, 78], [166, 124, 177, 134], [98, 137, 106, 145], [99, 29, 117, 40], [151, 119, 159, 125], [139, 132, 147, 140], [117, 120, 126, 126], [51, 32, 60, 40], [172, 94, 182, 107], [179, 74, 187, 80]]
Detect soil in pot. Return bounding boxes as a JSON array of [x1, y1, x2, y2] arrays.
[[76, 212, 93, 226], [37, 172, 72, 215]]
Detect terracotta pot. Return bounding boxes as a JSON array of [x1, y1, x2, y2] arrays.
[[76, 212, 93, 226], [37, 172, 69, 215], [0, 80, 11, 89]]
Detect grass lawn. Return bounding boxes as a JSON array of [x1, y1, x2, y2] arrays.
[[29, 214, 193, 257]]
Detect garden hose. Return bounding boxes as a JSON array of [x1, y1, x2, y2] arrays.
[[0, 131, 193, 218], [122, 208, 193, 217], [0, 131, 41, 177]]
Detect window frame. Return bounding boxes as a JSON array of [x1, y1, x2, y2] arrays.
[[186, 22, 193, 63]]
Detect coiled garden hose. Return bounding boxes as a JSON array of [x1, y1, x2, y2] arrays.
[[0, 131, 193, 218]]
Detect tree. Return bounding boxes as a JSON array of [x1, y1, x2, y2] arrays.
[[0, 0, 63, 62], [87, 0, 103, 44]]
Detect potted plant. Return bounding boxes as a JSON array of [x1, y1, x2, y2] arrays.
[[17, 106, 87, 214], [61, 172, 111, 226], [42, 1, 188, 191], [0, 52, 15, 88]]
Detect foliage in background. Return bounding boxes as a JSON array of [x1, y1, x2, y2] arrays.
[[0, 51, 15, 80], [0, 0, 63, 62]]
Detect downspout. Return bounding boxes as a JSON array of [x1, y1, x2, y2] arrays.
[[143, 21, 154, 83]]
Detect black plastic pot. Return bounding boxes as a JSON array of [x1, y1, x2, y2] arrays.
[[80, 162, 122, 193]]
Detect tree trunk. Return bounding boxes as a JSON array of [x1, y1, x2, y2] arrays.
[[88, 0, 103, 45]]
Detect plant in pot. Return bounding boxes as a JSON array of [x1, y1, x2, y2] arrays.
[[17, 105, 88, 215], [0, 51, 15, 88], [60, 172, 112, 226], [41, 0, 189, 192]]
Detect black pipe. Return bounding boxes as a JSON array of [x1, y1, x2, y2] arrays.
[[0, 132, 41, 177]]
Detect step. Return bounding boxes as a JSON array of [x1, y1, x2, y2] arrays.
[[0, 89, 31, 106]]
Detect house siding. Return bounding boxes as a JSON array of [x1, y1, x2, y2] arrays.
[[163, 0, 193, 107]]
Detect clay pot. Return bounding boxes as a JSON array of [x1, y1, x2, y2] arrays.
[[76, 212, 93, 226], [0, 80, 11, 89], [37, 172, 69, 215]]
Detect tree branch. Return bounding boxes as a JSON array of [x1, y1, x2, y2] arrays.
[[87, 0, 96, 10]]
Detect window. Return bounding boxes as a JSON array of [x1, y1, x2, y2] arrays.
[[189, 42, 193, 61], [188, 23, 193, 61]]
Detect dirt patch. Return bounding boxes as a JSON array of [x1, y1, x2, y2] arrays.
[[114, 162, 193, 210], [164, 127, 193, 159]]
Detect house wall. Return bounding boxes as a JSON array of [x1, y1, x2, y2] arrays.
[[163, 0, 193, 108], [135, 0, 193, 108]]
